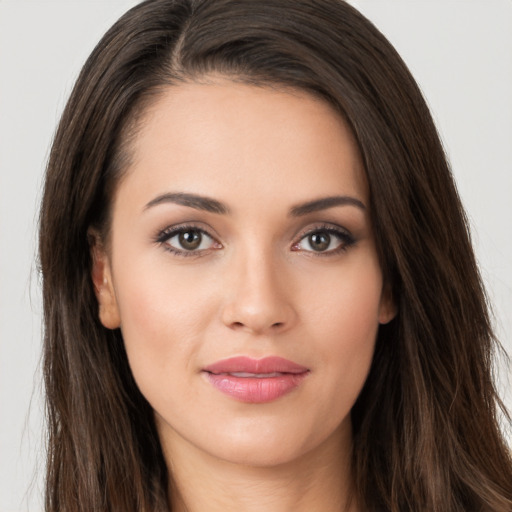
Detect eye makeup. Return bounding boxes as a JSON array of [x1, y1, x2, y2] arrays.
[[154, 220, 356, 259], [291, 223, 356, 257], [154, 223, 222, 257]]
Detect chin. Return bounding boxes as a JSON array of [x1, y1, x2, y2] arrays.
[[193, 412, 351, 470]]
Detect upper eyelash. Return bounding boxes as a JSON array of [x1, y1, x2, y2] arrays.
[[154, 223, 356, 257], [154, 224, 218, 257], [155, 224, 206, 244], [293, 224, 356, 255]]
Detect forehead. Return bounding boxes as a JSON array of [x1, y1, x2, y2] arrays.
[[115, 79, 368, 215]]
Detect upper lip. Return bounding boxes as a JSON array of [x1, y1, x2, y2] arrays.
[[203, 356, 309, 375]]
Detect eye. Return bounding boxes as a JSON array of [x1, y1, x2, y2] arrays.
[[292, 227, 355, 254], [157, 226, 221, 255]]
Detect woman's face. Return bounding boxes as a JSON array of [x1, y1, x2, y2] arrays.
[[94, 80, 394, 468]]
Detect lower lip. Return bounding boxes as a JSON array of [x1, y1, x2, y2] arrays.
[[204, 372, 309, 403]]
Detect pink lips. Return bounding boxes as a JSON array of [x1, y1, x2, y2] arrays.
[[202, 356, 309, 403]]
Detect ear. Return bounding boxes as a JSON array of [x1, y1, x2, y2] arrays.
[[378, 282, 397, 325], [88, 229, 121, 329]]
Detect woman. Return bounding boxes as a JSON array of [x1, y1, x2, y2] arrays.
[[39, 0, 512, 510]]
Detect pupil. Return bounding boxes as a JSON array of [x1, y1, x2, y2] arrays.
[[179, 231, 202, 250], [309, 232, 330, 251]]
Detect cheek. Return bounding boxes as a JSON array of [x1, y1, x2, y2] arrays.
[[112, 261, 218, 391], [303, 255, 383, 401]]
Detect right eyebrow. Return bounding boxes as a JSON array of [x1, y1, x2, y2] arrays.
[[143, 192, 230, 215]]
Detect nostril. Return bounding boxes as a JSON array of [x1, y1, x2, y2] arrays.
[[229, 320, 284, 331]]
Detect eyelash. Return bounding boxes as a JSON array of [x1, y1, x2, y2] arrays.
[[155, 224, 219, 258], [154, 223, 356, 258], [292, 224, 356, 256]]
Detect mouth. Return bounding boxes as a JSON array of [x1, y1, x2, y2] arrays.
[[202, 356, 310, 404], [217, 372, 287, 378]]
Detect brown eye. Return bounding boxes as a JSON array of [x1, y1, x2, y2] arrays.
[[178, 230, 202, 250], [308, 232, 330, 252], [159, 227, 220, 254], [293, 227, 354, 254]]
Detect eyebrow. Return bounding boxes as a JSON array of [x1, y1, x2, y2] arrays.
[[144, 192, 229, 214], [143, 192, 365, 216], [289, 195, 366, 216]]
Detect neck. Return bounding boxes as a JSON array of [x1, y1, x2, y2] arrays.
[[162, 422, 358, 512]]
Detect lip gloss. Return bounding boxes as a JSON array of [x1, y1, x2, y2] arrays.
[[203, 356, 309, 403]]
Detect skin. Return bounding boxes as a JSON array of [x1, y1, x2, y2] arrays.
[[92, 80, 395, 512]]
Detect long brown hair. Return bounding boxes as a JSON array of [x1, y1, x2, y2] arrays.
[[39, 0, 512, 510]]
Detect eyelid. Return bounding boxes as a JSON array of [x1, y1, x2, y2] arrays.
[[291, 223, 356, 254], [155, 223, 222, 256], [154, 221, 356, 257]]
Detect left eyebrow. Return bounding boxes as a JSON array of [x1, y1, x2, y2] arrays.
[[289, 195, 366, 217]]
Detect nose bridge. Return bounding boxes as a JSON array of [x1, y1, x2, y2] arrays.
[[221, 238, 295, 334]]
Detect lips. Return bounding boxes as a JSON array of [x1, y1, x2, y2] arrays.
[[202, 356, 309, 403]]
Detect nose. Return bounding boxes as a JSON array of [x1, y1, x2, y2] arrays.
[[221, 249, 297, 336]]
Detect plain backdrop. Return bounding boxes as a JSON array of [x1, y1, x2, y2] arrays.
[[1, 1, 511, 511]]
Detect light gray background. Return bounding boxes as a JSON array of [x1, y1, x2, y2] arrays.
[[1, 1, 511, 510]]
